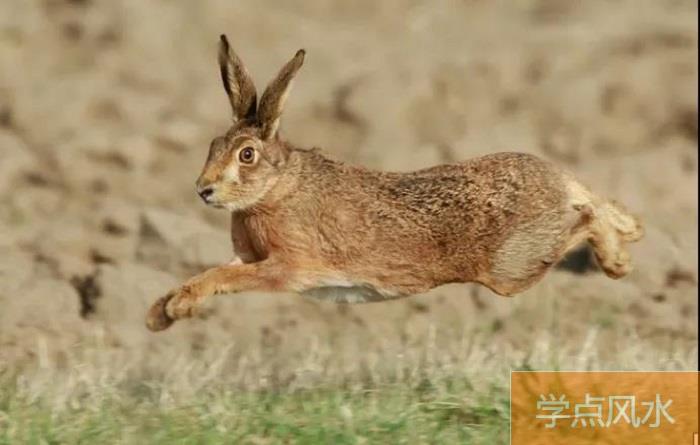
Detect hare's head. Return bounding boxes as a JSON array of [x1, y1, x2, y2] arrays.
[[196, 35, 305, 211]]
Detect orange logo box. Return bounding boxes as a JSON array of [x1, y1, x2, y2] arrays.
[[511, 371, 698, 445]]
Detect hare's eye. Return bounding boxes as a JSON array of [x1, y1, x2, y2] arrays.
[[239, 147, 256, 164]]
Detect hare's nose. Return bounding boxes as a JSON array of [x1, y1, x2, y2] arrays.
[[198, 186, 214, 203]]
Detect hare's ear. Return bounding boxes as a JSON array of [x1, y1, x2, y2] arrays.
[[218, 34, 257, 122], [257, 49, 305, 140]]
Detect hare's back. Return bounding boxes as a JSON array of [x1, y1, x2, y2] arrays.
[[380, 152, 568, 227], [372, 152, 570, 275]]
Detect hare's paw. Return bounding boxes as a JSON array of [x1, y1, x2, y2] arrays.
[[146, 291, 176, 332], [167, 284, 201, 319], [598, 249, 632, 279], [146, 286, 202, 332]]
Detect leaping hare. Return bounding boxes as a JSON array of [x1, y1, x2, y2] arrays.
[[146, 35, 643, 332]]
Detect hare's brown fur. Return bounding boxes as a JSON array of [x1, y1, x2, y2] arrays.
[[146, 36, 643, 331]]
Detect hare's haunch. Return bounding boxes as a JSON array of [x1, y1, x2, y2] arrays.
[[146, 35, 643, 332]]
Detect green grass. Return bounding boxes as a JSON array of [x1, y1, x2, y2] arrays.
[[0, 378, 509, 445]]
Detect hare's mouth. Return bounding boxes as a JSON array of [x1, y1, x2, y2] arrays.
[[201, 196, 226, 209], [201, 195, 236, 211], [197, 186, 227, 209]]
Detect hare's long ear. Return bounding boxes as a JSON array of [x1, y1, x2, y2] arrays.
[[218, 34, 257, 122], [257, 49, 305, 140]]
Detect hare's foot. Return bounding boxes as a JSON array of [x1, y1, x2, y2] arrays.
[[588, 218, 634, 279], [594, 246, 632, 279], [146, 286, 200, 332], [146, 291, 176, 331]]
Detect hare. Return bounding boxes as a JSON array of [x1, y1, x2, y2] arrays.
[[146, 35, 643, 332]]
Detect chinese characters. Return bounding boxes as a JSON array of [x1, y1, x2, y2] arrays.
[[536, 393, 674, 428]]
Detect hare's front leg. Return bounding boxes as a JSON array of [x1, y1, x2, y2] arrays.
[[146, 260, 285, 332]]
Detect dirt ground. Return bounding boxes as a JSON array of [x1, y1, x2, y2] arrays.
[[0, 0, 697, 386]]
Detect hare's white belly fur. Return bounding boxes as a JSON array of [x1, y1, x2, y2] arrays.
[[300, 278, 395, 303]]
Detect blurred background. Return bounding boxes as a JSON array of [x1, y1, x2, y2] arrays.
[[0, 0, 697, 442]]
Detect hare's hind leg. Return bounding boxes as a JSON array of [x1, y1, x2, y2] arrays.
[[483, 202, 591, 296]]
